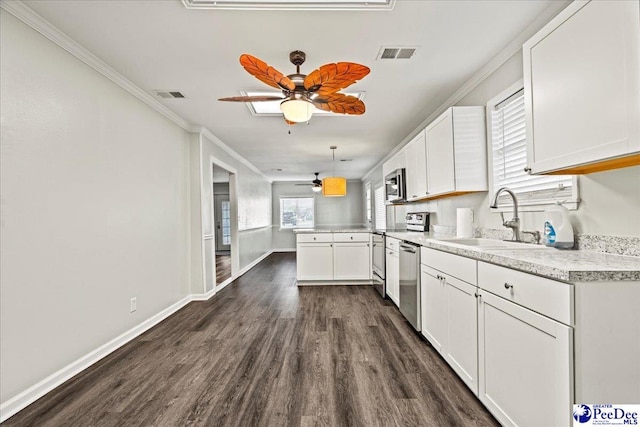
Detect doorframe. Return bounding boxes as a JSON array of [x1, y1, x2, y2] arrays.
[[207, 156, 239, 292]]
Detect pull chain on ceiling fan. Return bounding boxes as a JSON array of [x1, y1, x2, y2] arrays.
[[219, 51, 370, 125]]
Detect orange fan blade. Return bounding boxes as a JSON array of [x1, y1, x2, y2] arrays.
[[304, 62, 370, 96], [239, 54, 295, 91], [313, 93, 365, 115], [218, 95, 285, 102]]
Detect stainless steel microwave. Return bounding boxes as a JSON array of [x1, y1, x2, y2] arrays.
[[385, 168, 406, 203]]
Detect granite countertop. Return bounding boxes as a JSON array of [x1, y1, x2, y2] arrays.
[[293, 226, 373, 233], [385, 231, 640, 283], [293, 227, 640, 282]]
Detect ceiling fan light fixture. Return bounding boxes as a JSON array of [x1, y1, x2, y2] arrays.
[[280, 98, 313, 123], [312, 184, 323, 193]]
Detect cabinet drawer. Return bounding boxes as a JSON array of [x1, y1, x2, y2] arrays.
[[421, 247, 477, 285], [386, 237, 400, 251], [297, 233, 333, 243], [478, 262, 573, 325], [333, 232, 370, 243]]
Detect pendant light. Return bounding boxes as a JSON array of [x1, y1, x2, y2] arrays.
[[322, 146, 347, 197]]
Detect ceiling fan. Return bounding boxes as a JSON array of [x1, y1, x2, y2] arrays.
[[295, 173, 323, 192], [219, 51, 370, 124]]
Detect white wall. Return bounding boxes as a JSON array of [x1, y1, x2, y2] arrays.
[[0, 10, 191, 403], [365, 50, 640, 238], [272, 181, 364, 250]]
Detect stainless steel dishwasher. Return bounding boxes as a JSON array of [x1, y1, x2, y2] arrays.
[[399, 240, 420, 331]]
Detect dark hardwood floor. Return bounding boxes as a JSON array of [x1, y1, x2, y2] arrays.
[[3, 253, 499, 426], [215, 253, 231, 284]]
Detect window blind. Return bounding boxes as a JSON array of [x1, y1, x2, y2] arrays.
[[374, 186, 386, 229], [491, 89, 573, 207]]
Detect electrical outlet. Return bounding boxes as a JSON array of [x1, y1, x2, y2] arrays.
[[130, 297, 137, 313]]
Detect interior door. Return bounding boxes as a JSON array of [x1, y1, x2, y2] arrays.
[[214, 194, 231, 252]]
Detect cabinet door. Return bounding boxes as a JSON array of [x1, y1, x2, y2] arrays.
[[478, 290, 572, 427], [420, 265, 447, 353], [296, 243, 333, 280], [334, 242, 370, 280], [426, 109, 455, 195], [444, 276, 478, 395], [385, 249, 399, 305], [524, 0, 640, 174], [405, 131, 428, 201]]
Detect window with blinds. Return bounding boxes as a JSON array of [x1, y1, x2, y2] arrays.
[[374, 186, 386, 229], [489, 82, 577, 209]]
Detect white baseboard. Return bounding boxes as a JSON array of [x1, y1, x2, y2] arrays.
[[0, 296, 192, 423], [272, 248, 296, 252], [238, 250, 273, 276]]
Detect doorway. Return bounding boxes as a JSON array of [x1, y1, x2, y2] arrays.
[[212, 164, 232, 284]]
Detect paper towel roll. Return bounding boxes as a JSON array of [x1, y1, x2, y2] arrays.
[[456, 208, 474, 238]]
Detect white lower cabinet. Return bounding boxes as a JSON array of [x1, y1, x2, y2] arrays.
[[296, 242, 333, 280], [334, 242, 370, 280], [444, 277, 478, 394], [385, 242, 400, 305], [420, 248, 478, 394], [296, 232, 371, 282], [478, 290, 572, 427], [420, 265, 446, 352]]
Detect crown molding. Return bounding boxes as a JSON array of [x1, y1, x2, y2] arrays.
[[191, 126, 273, 183], [362, 0, 571, 182], [0, 0, 269, 183]]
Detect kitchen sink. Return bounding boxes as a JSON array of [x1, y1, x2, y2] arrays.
[[433, 237, 547, 250]]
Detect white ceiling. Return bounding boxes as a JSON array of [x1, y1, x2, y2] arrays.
[[24, 0, 561, 182]]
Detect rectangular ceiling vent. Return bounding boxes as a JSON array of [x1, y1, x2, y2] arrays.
[[377, 46, 418, 61], [154, 91, 186, 99]]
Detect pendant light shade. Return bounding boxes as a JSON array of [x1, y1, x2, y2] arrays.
[[322, 177, 347, 196], [322, 146, 347, 197]]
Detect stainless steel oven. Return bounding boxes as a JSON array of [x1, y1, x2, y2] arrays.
[[385, 168, 406, 203], [371, 232, 385, 298]]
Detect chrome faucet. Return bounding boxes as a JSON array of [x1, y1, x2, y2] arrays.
[[490, 187, 521, 242]]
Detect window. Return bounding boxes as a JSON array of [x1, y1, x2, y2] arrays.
[[280, 197, 314, 229], [221, 201, 231, 245], [374, 186, 386, 229], [488, 80, 578, 210], [365, 182, 372, 224]]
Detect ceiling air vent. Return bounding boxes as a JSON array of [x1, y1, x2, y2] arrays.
[[154, 90, 186, 99], [377, 46, 418, 61]]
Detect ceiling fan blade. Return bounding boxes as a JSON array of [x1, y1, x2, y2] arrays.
[[304, 62, 370, 96], [218, 95, 285, 102], [284, 118, 297, 125], [313, 93, 366, 115], [240, 54, 296, 91]]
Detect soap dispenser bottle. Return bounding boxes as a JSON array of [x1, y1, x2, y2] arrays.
[[543, 203, 574, 249]]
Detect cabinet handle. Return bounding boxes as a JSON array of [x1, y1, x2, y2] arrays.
[[504, 282, 513, 289], [313, 237, 316, 240], [523, 167, 531, 173], [350, 236, 353, 240]]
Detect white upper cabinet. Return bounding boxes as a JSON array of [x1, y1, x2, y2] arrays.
[[405, 130, 428, 201], [523, 0, 640, 174], [425, 106, 487, 197]]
